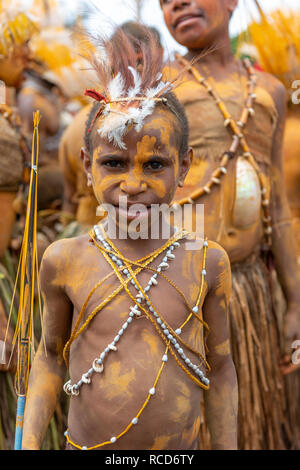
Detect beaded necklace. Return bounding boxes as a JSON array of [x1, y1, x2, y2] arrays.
[[64, 225, 210, 450], [173, 55, 272, 249]]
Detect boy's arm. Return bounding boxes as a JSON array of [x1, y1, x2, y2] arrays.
[[267, 77, 300, 372], [202, 245, 238, 450], [22, 242, 73, 450]]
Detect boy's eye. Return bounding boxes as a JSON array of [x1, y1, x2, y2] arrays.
[[144, 160, 164, 171], [102, 159, 124, 169]]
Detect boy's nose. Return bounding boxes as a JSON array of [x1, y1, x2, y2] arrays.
[[120, 177, 147, 197]]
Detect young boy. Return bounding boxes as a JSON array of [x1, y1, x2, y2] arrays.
[[160, 0, 300, 449], [22, 26, 237, 450], [58, 22, 164, 228]]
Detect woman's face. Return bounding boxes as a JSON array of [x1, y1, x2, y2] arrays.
[[160, 0, 233, 50]]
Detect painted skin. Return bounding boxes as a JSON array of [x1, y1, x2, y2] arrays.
[[283, 106, 300, 258], [160, 0, 300, 369], [22, 107, 237, 450], [58, 104, 99, 225], [167, 67, 275, 263]]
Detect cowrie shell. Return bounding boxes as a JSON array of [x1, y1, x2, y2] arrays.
[[81, 374, 91, 384], [93, 359, 104, 373]]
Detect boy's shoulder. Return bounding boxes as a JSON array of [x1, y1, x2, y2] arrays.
[[185, 238, 230, 279], [205, 239, 230, 266], [41, 233, 91, 272], [205, 240, 231, 295]]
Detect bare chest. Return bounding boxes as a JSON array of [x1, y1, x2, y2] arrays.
[[63, 240, 207, 450]]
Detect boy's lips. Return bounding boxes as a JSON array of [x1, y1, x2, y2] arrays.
[[114, 203, 152, 221]]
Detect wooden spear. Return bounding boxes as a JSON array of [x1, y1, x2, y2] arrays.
[[14, 111, 40, 450]]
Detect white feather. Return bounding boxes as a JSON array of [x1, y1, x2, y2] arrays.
[[108, 72, 125, 100], [133, 80, 172, 132], [96, 76, 174, 148], [97, 105, 132, 150], [146, 80, 172, 99], [127, 66, 142, 98], [133, 101, 154, 133]]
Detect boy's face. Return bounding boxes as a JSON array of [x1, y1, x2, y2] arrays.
[[160, 0, 237, 49], [83, 107, 192, 227]]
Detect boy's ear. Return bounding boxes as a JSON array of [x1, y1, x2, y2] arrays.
[[81, 147, 93, 187], [178, 147, 193, 187], [81, 146, 88, 162]]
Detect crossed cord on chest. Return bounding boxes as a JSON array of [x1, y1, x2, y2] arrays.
[[63, 226, 210, 450]]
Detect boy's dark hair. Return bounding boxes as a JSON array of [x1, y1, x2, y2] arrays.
[[84, 90, 189, 160]]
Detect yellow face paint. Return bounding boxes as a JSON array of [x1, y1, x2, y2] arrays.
[[89, 109, 182, 207], [144, 113, 180, 181]]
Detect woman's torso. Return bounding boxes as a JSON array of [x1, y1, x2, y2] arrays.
[[169, 61, 277, 263]]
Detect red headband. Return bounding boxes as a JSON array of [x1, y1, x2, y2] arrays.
[[84, 89, 108, 134]]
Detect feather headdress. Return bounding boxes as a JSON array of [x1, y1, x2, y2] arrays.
[[81, 22, 174, 150], [249, 8, 300, 90], [0, 1, 38, 58], [239, 2, 300, 92], [29, 26, 97, 101]]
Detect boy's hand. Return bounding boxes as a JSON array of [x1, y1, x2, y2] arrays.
[[280, 306, 300, 375]]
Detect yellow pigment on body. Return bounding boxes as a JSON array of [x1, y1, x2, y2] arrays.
[[28, 370, 62, 404], [187, 321, 204, 353], [170, 381, 191, 423], [181, 251, 194, 280], [141, 328, 161, 358], [98, 361, 136, 400], [150, 434, 173, 450], [181, 416, 201, 448], [215, 338, 231, 356], [51, 247, 99, 289], [216, 256, 231, 304]]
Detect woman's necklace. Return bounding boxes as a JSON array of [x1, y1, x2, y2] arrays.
[[173, 55, 272, 250]]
